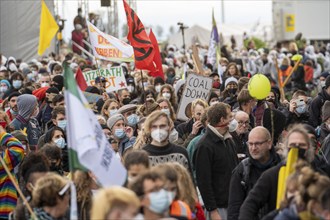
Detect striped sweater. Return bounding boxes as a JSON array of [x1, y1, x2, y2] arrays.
[[0, 132, 25, 218]]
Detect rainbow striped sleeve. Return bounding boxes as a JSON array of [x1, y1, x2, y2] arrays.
[[0, 132, 25, 171]]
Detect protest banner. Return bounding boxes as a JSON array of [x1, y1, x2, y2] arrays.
[[87, 20, 134, 62], [83, 66, 127, 93], [177, 73, 213, 121]]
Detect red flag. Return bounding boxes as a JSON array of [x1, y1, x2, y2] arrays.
[[148, 29, 164, 80], [123, 0, 155, 70], [75, 67, 88, 91]]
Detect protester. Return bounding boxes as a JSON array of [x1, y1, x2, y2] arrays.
[[195, 102, 239, 220], [228, 126, 281, 220], [123, 150, 150, 183]]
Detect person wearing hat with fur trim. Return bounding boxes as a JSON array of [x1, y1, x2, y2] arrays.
[[220, 77, 239, 108], [309, 75, 330, 127], [107, 114, 136, 158]]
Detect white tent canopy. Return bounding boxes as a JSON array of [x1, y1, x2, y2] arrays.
[[168, 23, 272, 49]]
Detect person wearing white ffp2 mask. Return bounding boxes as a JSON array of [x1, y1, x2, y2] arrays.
[[142, 111, 191, 170]]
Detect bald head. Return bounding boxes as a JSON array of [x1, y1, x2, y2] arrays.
[[248, 126, 272, 163], [249, 126, 271, 141]]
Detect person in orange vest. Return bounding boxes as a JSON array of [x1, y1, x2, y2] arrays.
[[278, 57, 292, 88]]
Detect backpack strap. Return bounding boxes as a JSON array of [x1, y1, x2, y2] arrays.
[[240, 158, 251, 191]]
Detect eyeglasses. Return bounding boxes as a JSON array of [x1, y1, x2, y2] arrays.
[[247, 140, 269, 147], [289, 143, 308, 148], [238, 121, 249, 126]]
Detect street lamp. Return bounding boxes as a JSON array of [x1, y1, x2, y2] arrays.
[[177, 22, 188, 51]]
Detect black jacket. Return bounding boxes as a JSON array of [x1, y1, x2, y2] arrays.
[[285, 111, 309, 128], [195, 126, 239, 211], [227, 152, 281, 220], [176, 118, 203, 148], [309, 89, 330, 127], [238, 155, 330, 220]]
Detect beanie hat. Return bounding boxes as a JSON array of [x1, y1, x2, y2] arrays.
[[46, 87, 59, 94], [11, 130, 28, 143], [0, 79, 11, 88], [322, 100, 330, 122], [17, 94, 37, 120], [154, 76, 165, 85], [325, 75, 330, 89], [52, 75, 64, 90], [107, 114, 125, 130], [225, 77, 238, 88], [8, 92, 21, 101]]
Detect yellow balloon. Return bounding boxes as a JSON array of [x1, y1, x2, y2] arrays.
[[248, 74, 271, 100]]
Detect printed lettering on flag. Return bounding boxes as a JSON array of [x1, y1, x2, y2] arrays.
[[87, 20, 134, 62], [83, 66, 127, 92]]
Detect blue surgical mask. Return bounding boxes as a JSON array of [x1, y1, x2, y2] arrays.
[[296, 104, 306, 114], [54, 137, 66, 149], [127, 114, 139, 126], [114, 128, 126, 139], [12, 80, 22, 89], [57, 120, 67, 130], [161, 108, 171, 116], [109, 109, 118, 117], [148, 189, 173, 214], [10, 108, 18, 116]]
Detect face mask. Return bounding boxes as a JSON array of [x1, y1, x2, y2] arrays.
[[9, 63, 18, 72], [10, 108, 18, 116], [122, 97, 131, 105], [320, 81, 326, 88], [12, 80, 22, 89], [169, 129, 178, 143], [298, 148, 306, 159], [151, 128, 168, 143], [50, 162, 60, 172], [296, 104, 306, 114], [127, 114, 139, 126], [109, 109, 118, 117], [0, 121, 7, 128], [161, 108, 171, 116], [228, 88, 237, 95], [139, 82, 148, 88], [162, 93, 171, 100], [221, 66, 227, 72], [0, 86, 8, 93], [57, 120, 67, 130], [54, 137, 66, 149], [212, 81, 220, 89], [173, 83, 177, 88], [210, 100, 219, 106], [267, 98, 275, 103], [148, 189, 173, 214], [127, 85, 135, 93], [114, 128, 126, 139], [155, 85, 162, 93], [27, 73, 35, 81], [229, 119, 238, 132], [41, 82, 49, 87]]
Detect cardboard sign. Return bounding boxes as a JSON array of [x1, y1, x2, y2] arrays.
[[83, 67, 127, 93], [177, 74, 213, 121], [87, 20, 134, 62]]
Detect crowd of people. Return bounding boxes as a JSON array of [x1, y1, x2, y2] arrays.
[[0, 16, 330, 220]]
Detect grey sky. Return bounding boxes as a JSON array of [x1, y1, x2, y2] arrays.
[[60, 0, 272, 40]]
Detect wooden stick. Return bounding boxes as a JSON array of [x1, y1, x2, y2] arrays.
[[0, 156, 36, 219], [274, 58, 285, 102], [192, 45, 204, 75], [282, 59, 301, 88]]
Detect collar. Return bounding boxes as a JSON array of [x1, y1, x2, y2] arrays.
[[207, 124, 232, 140]]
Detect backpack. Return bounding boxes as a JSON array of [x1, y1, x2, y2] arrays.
[[240, 158, 251, 191]]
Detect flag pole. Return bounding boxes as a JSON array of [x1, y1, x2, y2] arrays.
[[0, 156, 36, 219], [140, 70, 148, 112]]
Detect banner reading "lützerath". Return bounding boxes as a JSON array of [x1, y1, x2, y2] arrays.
[[83, 66, 127, 93]]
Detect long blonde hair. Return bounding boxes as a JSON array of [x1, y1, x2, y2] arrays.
[[91, 187, 140, 219], [169, 162, 198, 211]]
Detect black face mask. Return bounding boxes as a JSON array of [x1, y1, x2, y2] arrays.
[[298, 148, 307, 160], [229, 88, 237, 95], [267, 98, 275, 103], [50, 162, 60, 172], [122, 97, 131, 105]]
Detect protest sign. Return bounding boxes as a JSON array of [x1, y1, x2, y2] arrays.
[[177, 73, 213, 121], [87, 20, 134, 62], [83, 66, 127, 93]]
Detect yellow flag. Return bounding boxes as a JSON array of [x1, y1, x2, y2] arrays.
[[38, 0, 59, 55]]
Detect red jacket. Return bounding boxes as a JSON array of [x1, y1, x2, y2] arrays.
[[72, 30, 84, 55]]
